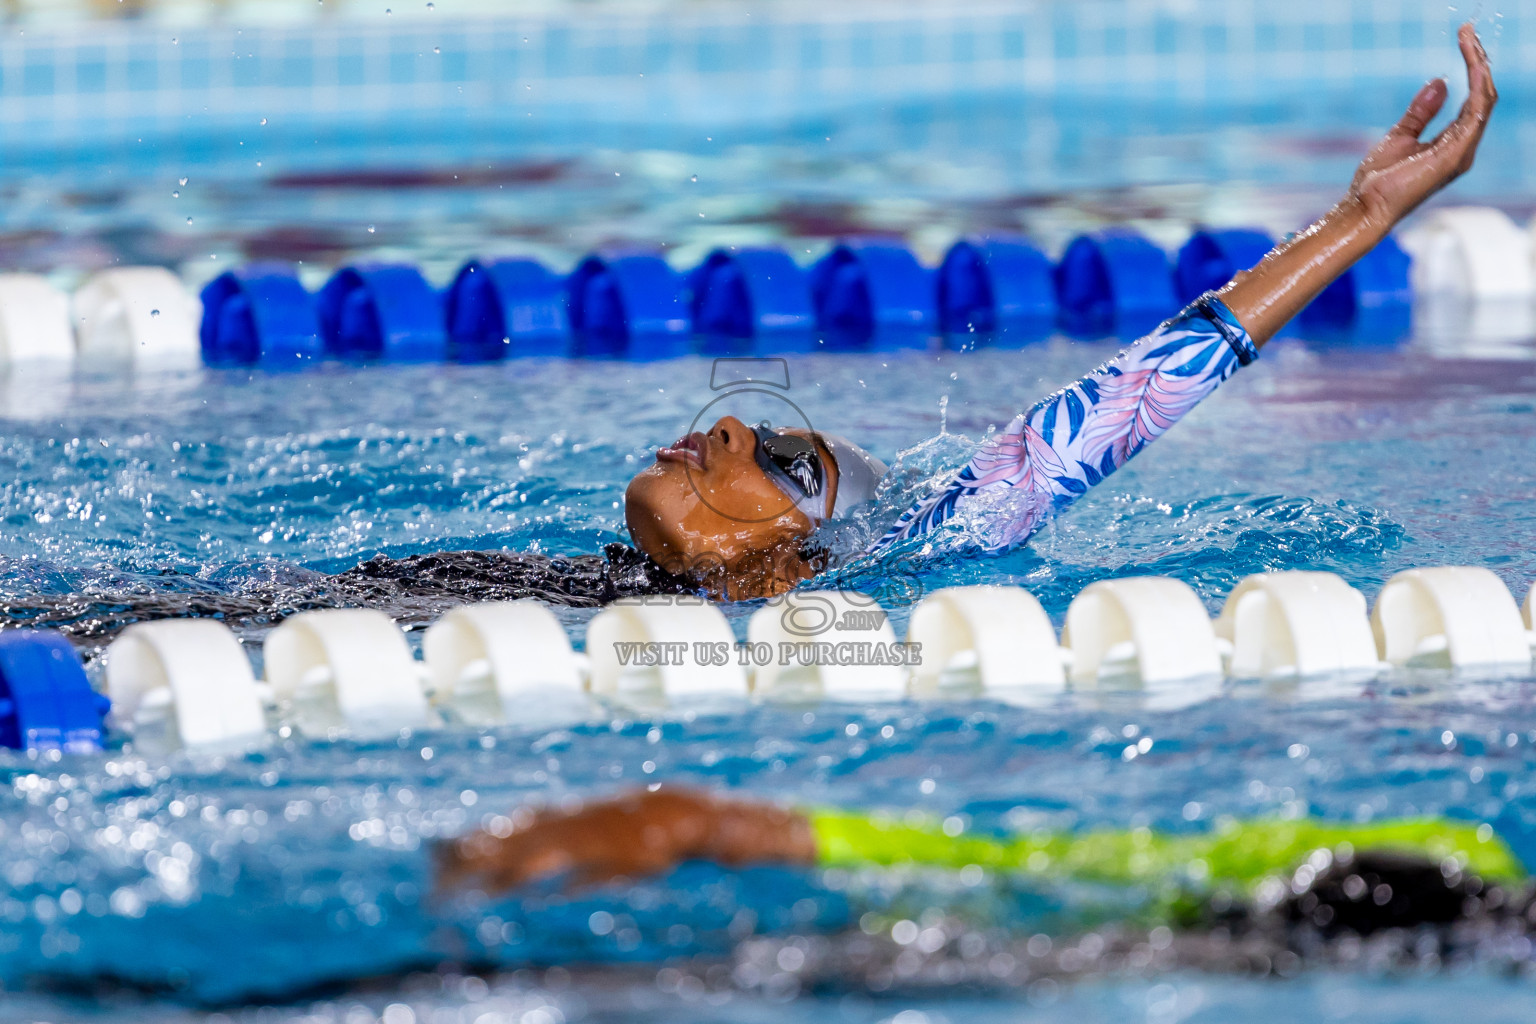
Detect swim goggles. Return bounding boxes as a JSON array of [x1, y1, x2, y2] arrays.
[[751, 422, 828, 522]]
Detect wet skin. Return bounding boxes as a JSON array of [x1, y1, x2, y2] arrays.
[[624, 23, 1496, 603], [624, 415, 841, 600], [437, 788, 816, 892], [1217, 24, 1496, 340]]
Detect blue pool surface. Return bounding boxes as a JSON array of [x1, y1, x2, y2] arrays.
[[2, 332, 1536, 1019], [4, 1, 1536, 1019]]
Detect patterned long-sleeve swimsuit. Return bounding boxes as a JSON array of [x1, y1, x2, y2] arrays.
[[867, 295, 1259, 555]]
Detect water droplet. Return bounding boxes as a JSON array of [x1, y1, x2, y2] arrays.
[[186, 216, 194, 224], [690, 175, 697, 182], [150, 309, 161, 318], [171, 190, 179, 198], [433, 46, 440, 54], [179, 177, 188, 186], [367, 225, 376, 234], [259, 117, 267, 126]]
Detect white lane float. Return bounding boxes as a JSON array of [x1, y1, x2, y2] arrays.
[[906, 584, 1066, 697], [586, 595, 747, 703], [105, 618, 267, 751], [423, 600, 587, 725], [0, 274, 74, 365], [748, 590, 907, 701], [1061, 576, 1223, 687], [264, 609, 433, 734], [68, 562, 1536, 750], [1371, 567, 1532, 670], [1402, 206, 1536, 299], [72, 267, 202, 366], [1215, 571, 1381, 679]]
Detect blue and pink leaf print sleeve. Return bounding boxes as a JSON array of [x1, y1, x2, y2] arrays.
[[867, 295, 1258, 555]]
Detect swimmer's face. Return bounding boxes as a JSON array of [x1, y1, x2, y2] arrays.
[[624, 415, 839, 592]]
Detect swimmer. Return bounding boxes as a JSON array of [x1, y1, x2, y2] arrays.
[[12, 27, 1495, 641], [438, 787, 1519, 947], [625, 24, 1498, 600], [442, 788, 1528, 990]]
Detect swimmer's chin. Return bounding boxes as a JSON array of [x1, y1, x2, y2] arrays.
[[623, 469, 822, 600]]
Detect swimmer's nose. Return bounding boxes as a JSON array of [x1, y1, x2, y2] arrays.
[[708, 416, 755, 457]]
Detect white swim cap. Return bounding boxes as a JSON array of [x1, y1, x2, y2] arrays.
[[820, 433, 887, 519]]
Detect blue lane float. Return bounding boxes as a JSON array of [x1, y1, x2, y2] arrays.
[[318, 264, 447, 362], [1174, 228, 1275, 305], [1055, 230, 1179, 337], [810, 240, 936, 350], [445, 258, 571, 361], [937, 236, 1055, 343], [198, 224, 1419, 367], [198, 264, 324, 366], [690, 247, 816, 354], [567, 254, 690, 359], [1300, 234, 1413, 340], [0, 630, 107, 753]]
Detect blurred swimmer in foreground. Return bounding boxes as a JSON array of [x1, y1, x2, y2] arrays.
[[437, 787, 1520, 950], [625, 24, 1498, 601], [434, 787, 1534, 989]]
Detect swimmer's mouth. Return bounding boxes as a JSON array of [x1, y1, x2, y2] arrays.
[[656, 431, 707, 470]]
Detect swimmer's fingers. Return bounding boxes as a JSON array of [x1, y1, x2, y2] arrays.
[[1390, 78, 1448, 143], [1429, 23, 1498, 175], [1460, 20, 1498, 112]]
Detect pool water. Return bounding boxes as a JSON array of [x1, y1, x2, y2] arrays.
[[5, 3, 1536, 1018], [3, 328, 1536, 1019]]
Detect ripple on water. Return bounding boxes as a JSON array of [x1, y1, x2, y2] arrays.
[[0, 343, 1534, 1012]]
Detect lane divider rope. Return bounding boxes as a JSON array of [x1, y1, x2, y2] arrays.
[[3, 210, 1497, 369], [7, 564, 1535, 755]]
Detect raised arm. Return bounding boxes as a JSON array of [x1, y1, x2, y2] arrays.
[[867, 26, 1497, 559], [1220, 22, 1497, 346]]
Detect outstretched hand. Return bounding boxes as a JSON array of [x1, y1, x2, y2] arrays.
[[1219, 22, 1497, 346], [1349, 23, 1497, 231]]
